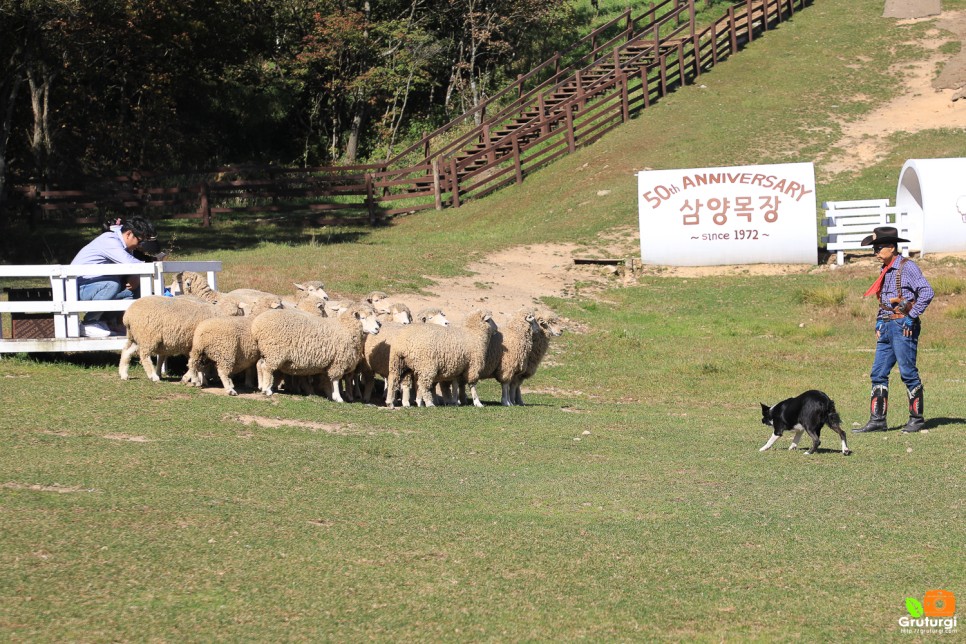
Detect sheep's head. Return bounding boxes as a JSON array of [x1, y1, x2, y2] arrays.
[[346, 302, 381, 335], [519, 308, 540, 334], [177, 271, 208, 295], [389, 303, 412, 324], [326, 299, 353, 317], [365, 290, 391, 314], [215, 299, 243, 316], [416, 307, 449, 327], [250, 295, 283, 317], [466, 309, 496, 335], [295, 281, 329, 301], [535, 311, 563, 337]]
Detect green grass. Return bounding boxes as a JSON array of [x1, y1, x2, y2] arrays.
[[3, 0, 966, 640]]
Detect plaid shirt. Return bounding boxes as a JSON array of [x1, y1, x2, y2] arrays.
[[877, 256, 934, 320]]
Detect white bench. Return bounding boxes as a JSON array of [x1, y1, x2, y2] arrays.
[[0, 260, 221, 353], [821, 199, 912, 265]]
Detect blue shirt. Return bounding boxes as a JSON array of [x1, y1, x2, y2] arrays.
[[877, 256, 934, 320], [70, 227, 144, 286]]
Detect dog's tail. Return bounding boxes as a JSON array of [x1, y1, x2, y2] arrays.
[[827, 398, 843, 430]]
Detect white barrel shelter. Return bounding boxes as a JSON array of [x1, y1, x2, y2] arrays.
[[896, 157, 966, 255]]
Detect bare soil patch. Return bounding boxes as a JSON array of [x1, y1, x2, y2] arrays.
[[230, 414, 349, 434], [820, 10, 966, 175]]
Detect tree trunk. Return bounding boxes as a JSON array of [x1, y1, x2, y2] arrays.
[[0, 67, 24, 226], [26, 64, 55, 181], [345, 106, 365, 164]]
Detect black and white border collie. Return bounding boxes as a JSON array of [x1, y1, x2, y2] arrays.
[[760, 390, 852, 456]]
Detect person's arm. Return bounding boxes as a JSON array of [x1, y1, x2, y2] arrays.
[[904, 263, 934, 319]]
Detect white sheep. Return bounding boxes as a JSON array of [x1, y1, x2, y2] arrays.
[[413, 306, 449, 326], [385, 309, 495, 408], [184, 295, 283, 395], [377, 302, 413, 324], [229, 281, 329, 313], [251, 301, 381, 401], [509, 309, 564, 405], [479, 308, 540, 406], [119, 295, 242, 381]]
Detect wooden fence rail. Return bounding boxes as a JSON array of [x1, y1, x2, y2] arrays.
[[8, 0, 811, 228]]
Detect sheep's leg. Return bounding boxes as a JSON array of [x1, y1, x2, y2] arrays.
[[361, 374, 375, 403], [138, 348, 161, 382], [468, 382, 484, 408], [184, 350, 203, 387], [257, 359, 275, 395], [501, 382, 514, 406], [511, 377, 525, 406], [401, 374, 414, 407], [218, 367, 238, 396], [243, 366, 257, 390], [416, 372, 435, 407], [119, 341, 139, 380], [327, 371, 345, 403]]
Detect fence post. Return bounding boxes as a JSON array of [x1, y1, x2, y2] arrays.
[[449, 158, 460, 208], [689, 0, 696, 37], [539, 93, 549, 136], [659, 54, 668, 96], [677, 41, 687, 86], [432, 158, 443, 210], [199, 181, 211, 227], [512, 135, 523, 185], [576, 70, 585, 109], [729, 6, 737, 53], [423, 130, 430, 159], [693, 34, 701, 79], [747, 0, 754, 42], [365, 173, 376, 225], [640, 65, 651, 108], [484, 124, 495, 165], [565, 102, 576, 153], [620, 72, 630, 123], [710, 22, 718, 66]]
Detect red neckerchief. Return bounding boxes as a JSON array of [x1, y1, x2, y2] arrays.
[[863, 255, 898, 298]]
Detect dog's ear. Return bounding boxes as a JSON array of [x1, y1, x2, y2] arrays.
[[760, 403, 770, 415]]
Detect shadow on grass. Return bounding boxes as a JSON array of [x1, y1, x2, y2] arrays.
[[0, 215, 382, 265]]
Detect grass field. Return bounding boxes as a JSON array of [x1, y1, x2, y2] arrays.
[[2, 0, 965, 640]]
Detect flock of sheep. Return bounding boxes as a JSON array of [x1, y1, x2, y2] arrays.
[[117, 271, 564, 407]]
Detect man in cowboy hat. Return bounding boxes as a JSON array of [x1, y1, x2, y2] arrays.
[[853, 226, 934, 433]]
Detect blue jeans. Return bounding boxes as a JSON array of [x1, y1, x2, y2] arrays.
[[871, 317, 921, 391], [78, 279, 133, 322]]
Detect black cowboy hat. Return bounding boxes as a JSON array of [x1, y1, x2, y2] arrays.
[[860, 226, 910, 247]]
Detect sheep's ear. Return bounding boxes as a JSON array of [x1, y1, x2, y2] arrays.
[[294, 282, 306, 292]]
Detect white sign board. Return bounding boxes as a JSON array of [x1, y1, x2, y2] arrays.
[[638, 162, 818, 266]]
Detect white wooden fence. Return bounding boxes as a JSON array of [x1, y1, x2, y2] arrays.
[[821, 199, 914, 265], [0, 261, 221, 353]]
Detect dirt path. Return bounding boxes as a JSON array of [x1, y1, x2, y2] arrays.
[[392, 10, 966, 321]]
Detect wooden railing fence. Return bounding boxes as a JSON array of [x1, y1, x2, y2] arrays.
[[8, 0, 811, 227]]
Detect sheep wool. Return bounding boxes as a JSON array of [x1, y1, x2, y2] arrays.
[[185, 295, 283, 395], [252, 301, 381, 401], [480, 308, 539, 406], [386, 309, 495, 408], [510, 309, 564, 405], [119, 295, 242, 382]]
